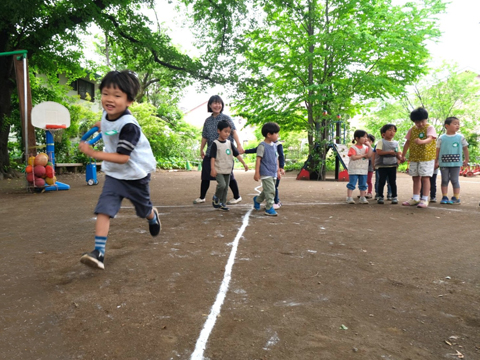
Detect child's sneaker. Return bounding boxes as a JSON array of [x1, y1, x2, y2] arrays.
[[430, 197, 437, 203], [253, 196, 261, 210], [402, 198, 420, 206], [387, 193, 392, 201], [227, 196, 242, 205], [149, 208, 161, 236], [193, 197, 205, 204], [440, 196, 452, 204], [377, 197, 384, 204], [366, 193, 373, 199], [273, 202, 282, 210], [212, 195, 221, 209], [264, 207, 278, 216], [391, 197, 398, 204], [417, 199, 429, 208], [359, 196, 369, 204], [451, 196, 461, 204], [346, 197, 356, 204], [80, 249, 105, 270], [220, 204, 230, 211]]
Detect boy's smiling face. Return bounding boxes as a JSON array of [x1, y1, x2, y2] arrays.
[[101, 86, 133, 120]]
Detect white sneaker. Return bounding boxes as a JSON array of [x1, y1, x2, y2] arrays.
[[359, 196, 369, 204], [193, 198, 205, 204], [227, 196, 242, 205], [346, 197, 356, 204], [273, 202, 282, 210]]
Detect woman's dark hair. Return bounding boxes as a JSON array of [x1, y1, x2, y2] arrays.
[[410, 107, 429, 122], [445, 116, 459, 125], [217, 119, 231, 131], [261, 122, 280, 137], [207, 95, 224, 113], [352, 129, 367, 143], [380, 124, 397, 134], [99, 70, 140, 102]]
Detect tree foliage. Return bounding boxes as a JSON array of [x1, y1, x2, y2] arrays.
[[203, 0, 446, 179], [0, 0, 212, 175], [360, 63, 480, 160]]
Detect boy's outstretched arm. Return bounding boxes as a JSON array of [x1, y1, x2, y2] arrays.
[[79, 142, 129, 164], [236, 155, 249, 171], [254, 156, 261, 181], [401, 140, 410, 163]]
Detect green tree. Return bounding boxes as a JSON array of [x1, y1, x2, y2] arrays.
[[0, 0, 212, 176], [361, 63, 480, 159], [224, 0, 445, 179]]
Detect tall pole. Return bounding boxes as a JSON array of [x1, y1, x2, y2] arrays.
[[23, 55, 28, 161]]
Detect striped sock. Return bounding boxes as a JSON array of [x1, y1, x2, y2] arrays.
[[94, 236, 107, 255]]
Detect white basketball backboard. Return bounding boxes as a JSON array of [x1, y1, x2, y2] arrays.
[[31, 101, 71, 129]]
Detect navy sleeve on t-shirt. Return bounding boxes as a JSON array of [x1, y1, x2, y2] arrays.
[[117, 123, 141, 156]]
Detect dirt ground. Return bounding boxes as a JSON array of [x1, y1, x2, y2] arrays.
[[1, 169, 480, 360]]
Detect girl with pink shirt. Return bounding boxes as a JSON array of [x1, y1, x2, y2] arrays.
[[346, 130, 373, 204]]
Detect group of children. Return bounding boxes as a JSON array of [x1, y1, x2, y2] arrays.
[[77, 70, 469, 271], [347, 107, 469, 207], [77, 71, 283, 269]]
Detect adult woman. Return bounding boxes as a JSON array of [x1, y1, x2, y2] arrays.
[[193, 95, 244, 204]]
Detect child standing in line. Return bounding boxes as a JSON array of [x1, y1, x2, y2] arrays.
[[253, 122, 284, 216], [375, 124, 402, 204], [346, 130, 372, 204], [435, 116, 469, 204], [401, 107, 437, 208], [210, 120, 248, 211], [79, 70, 160, 270], [366, 134, 375, 199], [245, 141, 285, 209]]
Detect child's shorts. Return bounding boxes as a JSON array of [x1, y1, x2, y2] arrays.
[[95, 175, 153, 218], [409, 160, 434, 177]]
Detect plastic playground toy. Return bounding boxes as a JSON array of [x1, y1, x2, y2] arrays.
[[81, 126, 102, 186]]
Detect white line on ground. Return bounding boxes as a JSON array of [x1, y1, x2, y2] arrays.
[[190, 208, 253, 360]]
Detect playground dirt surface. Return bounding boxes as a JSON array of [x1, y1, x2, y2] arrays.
[[1, 170, 480, 360]]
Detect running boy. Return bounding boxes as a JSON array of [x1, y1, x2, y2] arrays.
[[435, 116, 469, 204], [375, 124, 402, 204], [253, 122, 284, 216], [79, 70, 160, 270], [401, 107, 437, 208], [210, 120, 248, 211]]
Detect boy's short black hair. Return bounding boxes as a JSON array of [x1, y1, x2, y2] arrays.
[[410, 107, 429, 122], [99, 70, 140, 102], [380, 124, 397, 134], [207, 95, 224, 113], [445, 116, 459, 125], [261, 122, 280, 137], [352, 129, 367, 143], [367, 134, 375, 142], [217, 119, 231, 131]]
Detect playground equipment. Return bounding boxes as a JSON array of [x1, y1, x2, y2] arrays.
[[80, 126, 102, 185], [297, 119, 349, 181], [31, 101, 71, 191], [463, 164, 480, 177]]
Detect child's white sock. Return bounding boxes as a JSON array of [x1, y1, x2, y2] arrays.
[[421, 195, 429, 201], [412, 194, 420, 201]]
